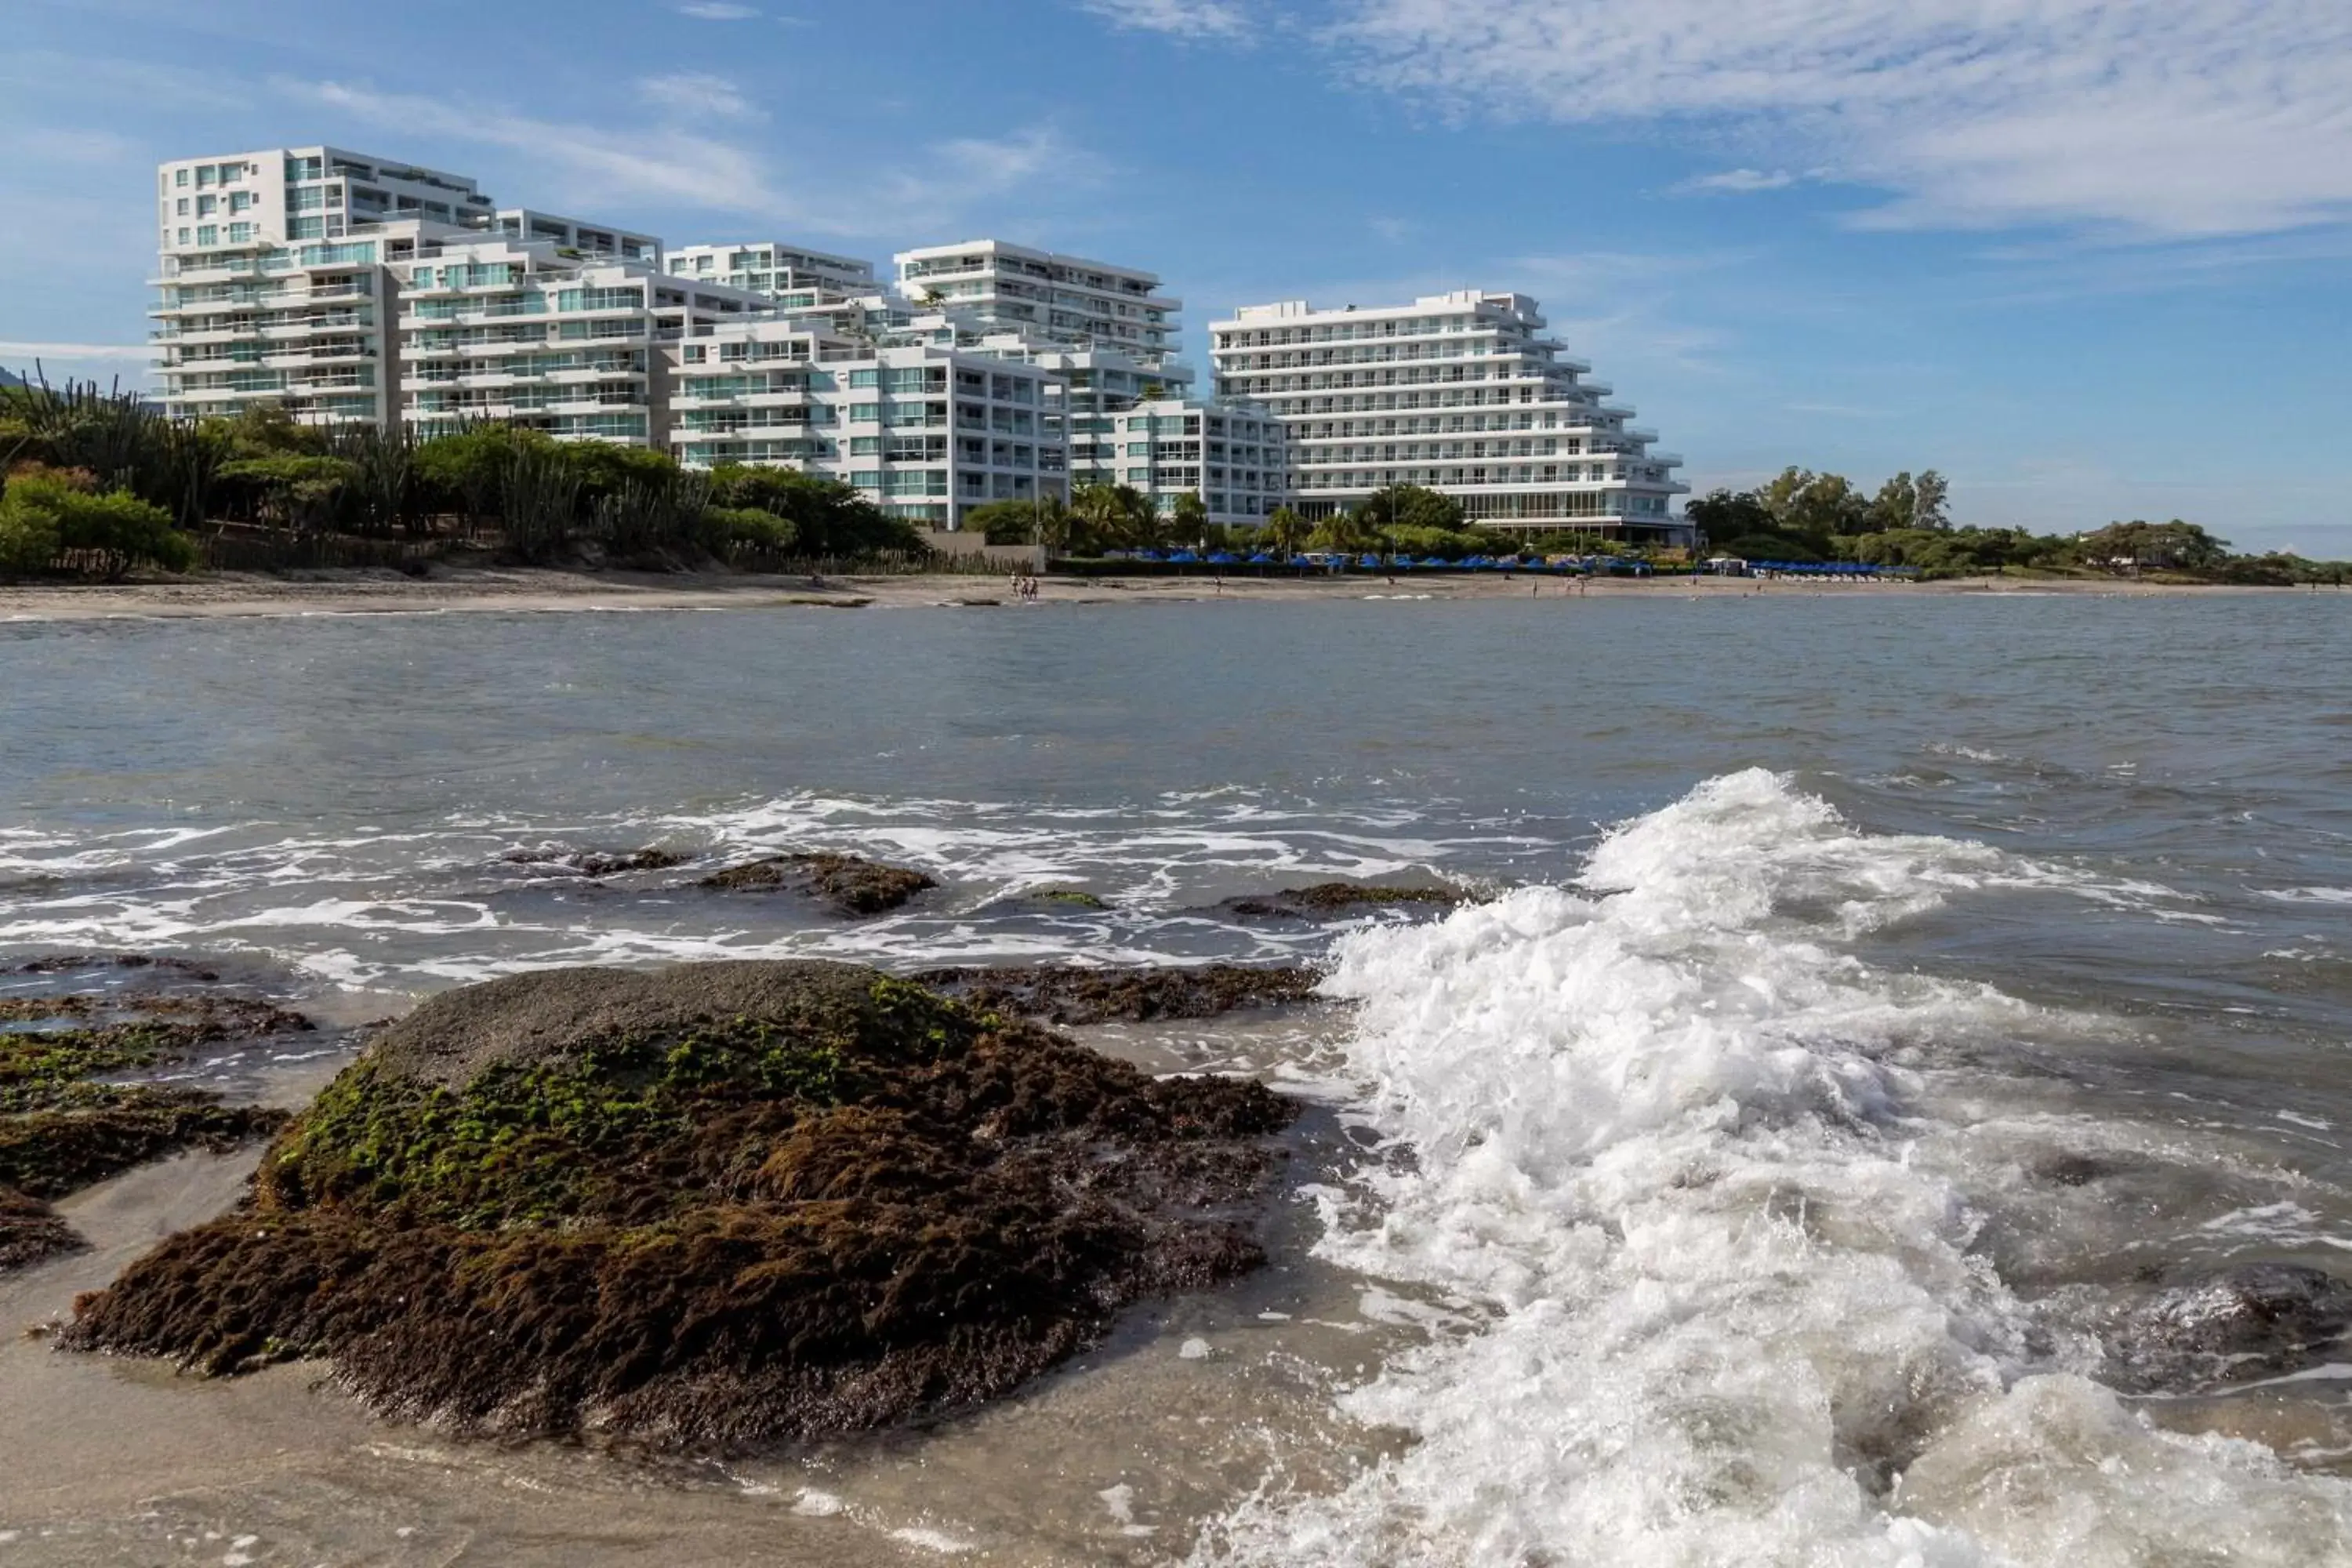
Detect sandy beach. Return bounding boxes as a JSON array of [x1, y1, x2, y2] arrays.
[[0, 566, 2316, 622]]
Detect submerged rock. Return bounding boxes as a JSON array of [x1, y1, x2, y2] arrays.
[[65, 960, 1297, 1449], [699, 853, 938, 916], [0, 1185, 80, 1272], [985, 887, 1112, 914], [2117, 1262, 2352, 1387], [914, 964, 1323, 1025], [0, 989, 302, 1269], [1211, 881, 1468, 922], [502, 847, 687, 877]]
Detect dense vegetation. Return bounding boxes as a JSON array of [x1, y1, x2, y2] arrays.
[[975, 481, 1584, 563], [0, 374, 928, 580], [1689, 466, 2349, 583]]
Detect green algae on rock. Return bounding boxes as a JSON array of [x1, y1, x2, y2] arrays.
[[913, 964, 1322, 1025], [697, 852, 938, 916], [64, 960, 1298, 1448], [1212, 881, 1470, 922], [0, 989, 306, 1271]]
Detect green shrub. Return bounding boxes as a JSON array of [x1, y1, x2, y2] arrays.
[[0, 466, 193, 579]]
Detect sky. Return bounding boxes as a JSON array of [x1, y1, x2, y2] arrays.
[[3, 0, 2348, 553]]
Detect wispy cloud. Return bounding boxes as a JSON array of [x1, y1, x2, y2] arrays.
[[1673, 168, 1799, 196], [1077, 0, 1250, 40], [1324, 0, 2352, 238], [675, 2, 758, 18], [637, 71, 764, 122], [282, 78, 1081, 238]]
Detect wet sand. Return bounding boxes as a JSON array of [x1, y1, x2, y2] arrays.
[[0, 566, 2306, 623]]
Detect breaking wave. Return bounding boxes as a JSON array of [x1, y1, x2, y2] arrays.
[[1199, 770, 2352, 1566]]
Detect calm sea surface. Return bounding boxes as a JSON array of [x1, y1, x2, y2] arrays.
[[4, 592, 2351, 1565]]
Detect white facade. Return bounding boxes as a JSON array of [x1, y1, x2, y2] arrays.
[[1096, 398, 1287, 524], [398, 227, 771, 445], [666, 319, 1065, 528], [669, 241, 877, 301], [895, 240, 1180, 368], [151, 146, 495, 426], [1210, 291, 1686, 535]]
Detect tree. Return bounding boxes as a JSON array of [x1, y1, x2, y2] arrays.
[[2072, 519, 2230, 572], [1171, 490, 1210, 544], [1685, 488, 1773, 547], [1912, 470, 1951, 531], [1264, 506, 1307, 558], [1869, 472, 1918, 532], [1353, 482, 1465, 535]]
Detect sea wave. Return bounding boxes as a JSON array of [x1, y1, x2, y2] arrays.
[[1197, 769, 2352, 1566]]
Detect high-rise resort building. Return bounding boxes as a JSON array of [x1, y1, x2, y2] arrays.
[[399, 226, 771, 445], [666, 241, 877, 303], [152, 146, 497, 426], [894, 241, 1179, 365], [1210, 291, 1686, 539], [664, 318, 1063, 530]]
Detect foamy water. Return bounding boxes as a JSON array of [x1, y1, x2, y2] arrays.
[[1200, 772, 2352, 1566]]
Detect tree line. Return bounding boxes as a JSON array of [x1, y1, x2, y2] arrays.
[[970, 481, 1604, 563], [0, 374, 928, 581], [1688, 466, 2346, 583]]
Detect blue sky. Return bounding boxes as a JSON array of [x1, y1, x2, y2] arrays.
[[5, 0, 2349, 552]]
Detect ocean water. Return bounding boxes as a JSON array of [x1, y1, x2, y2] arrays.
[[5, 592, 2352, 1564]]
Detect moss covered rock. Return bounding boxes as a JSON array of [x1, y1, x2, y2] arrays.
[[66, 960, 1296, 1449], [914, 964, 1322, 1025], [698, 853, 937, 916], [1213, 880, 1468, 921], [0, 993, 299, 1268]]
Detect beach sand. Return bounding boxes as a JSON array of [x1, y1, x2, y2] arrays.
[[0, 566, 2313, 622]]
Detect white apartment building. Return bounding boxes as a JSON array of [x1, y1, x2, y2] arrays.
[[1210, 291, 1686, 536], [895, 241, 1180, 367], [151, 146, 497, 425], [666, 319, 1065, 528], [1094, 398, 1286, 524], [398, 226, 771, 445], [669, 241, 877, 302], [492, 210, 661, 266]]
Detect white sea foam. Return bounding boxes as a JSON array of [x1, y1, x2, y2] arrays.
[[1197, 769, 2352, 1567]]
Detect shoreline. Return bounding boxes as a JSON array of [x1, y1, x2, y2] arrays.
[[0, 565, 2328, 623]]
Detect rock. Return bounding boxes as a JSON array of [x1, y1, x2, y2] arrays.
[[64, 960, 1298, 1450], [2117, 1262, 2352, 1387], [993, 887, 1111, 913], [913, 964, 1323, 1025], [0, 989, 302, 1268], [0, 1185, 81, 1272], [1211, 881, 1469, 922], [698, 852, 937, 916], [503, 847, 686, 877]]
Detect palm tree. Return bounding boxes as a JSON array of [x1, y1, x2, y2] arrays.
[[1265, 506, 1306, 558]]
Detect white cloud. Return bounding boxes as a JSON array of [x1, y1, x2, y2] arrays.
[[675, 2, 758, 18], [1675, 169, 1798, 196], [1078, 0, 1250, 40], [637, 71, 763, 122], [281, 79, 1083, 238], [295, 78, 789, 216], [1326, 0, 2352, 238]]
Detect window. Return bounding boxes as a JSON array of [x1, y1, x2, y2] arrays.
[[175, 169, 189, 188], [175, 227, 189, 245], [848, 368, 880, 388], [228, 223, 254, 243], [289, 216, 324, 240], [197, 225, 218, 245], [229, 191, 253, 213], [195, 194, 217, 216], [175, 198, 188, 216]]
